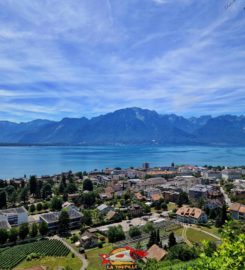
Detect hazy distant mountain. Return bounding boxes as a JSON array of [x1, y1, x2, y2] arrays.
[[0, 108, 245, 145]]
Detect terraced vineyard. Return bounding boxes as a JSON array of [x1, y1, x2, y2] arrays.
[[0, 240, 69, 269]]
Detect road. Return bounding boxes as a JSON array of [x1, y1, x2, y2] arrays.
[[220, 186, 232, 206], [51, 235, 89, 270], [182, 225, 192, 246]]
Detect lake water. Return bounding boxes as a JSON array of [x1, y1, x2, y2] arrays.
[[0, 145, 245, 179]]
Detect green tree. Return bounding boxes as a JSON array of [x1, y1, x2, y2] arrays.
[[29, 204, 36, 213], [66, 183, 78, 194], [58, 210, 70, 235], [168, 232, 177, 248], [0, 228, 8, 244], [161, 202, 168, 211], [9, 190, 18, 206], [83, 210, 92, 226], [19, 187, 29, 204], [168, 243, 197, 261], [143, 222, 154, 233], [196, 221, 245, 270], [8, 227, 18, 243], [50, 196, 63, 211], [36, 202, 43, 212], [82, 192, 96, 208], [0, 190, 7, 209], [41, 183, 52, 199], [29, 175, 37, 196], [108, 226, 125, 243], [177, 192, 189, 207], [42, 201, 49, 210], [129, 226, 142, 238], [83, 179, 93, 191], [19, 223, 29, 240], [215, 205, 228, 228], [30, 223, 38, 238], [58, 175, 67, 194], [147, 229, 157, 249], [39, 222, 48, 236]]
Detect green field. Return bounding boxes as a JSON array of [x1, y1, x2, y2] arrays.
[[196, 225, 221, 237], [149, 259, 198, 269], [168, 202, 177, 211], [15, 253, 82, 270], [0, 240, 70, 269], [86, 244, 113, 270], [186, 228, 218, 244]]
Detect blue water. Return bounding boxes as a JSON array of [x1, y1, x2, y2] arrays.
[[0, 145, 245, 179]]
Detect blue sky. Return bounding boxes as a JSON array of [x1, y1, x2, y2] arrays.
[[0, 0, 245, 122]]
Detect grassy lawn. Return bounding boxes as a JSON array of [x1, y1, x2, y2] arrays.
[[196, 225, 221, 237], [86, 244, 113, 270], [168, 202, 177, 211], [15, 253, 82, 270], [172, 227, 183, 237], [186, 228, 218, 244], [155, 259, 198, 269]]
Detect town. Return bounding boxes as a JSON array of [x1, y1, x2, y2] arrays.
[[0, 163, 244, 270]]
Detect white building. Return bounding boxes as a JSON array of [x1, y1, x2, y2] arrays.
[[0, 206, 28, 227], [222, 169, 242, 181]]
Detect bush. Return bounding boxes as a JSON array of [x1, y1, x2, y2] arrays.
[[129, 226, 142, 238], [26, 252, 43, 261], [98, 242, 103, 248], [99, 236, 105, 242], [70, 234, 79, 243], [42, 201, 49, 210], [29, 204, 36, 213], [108, 226, 125, 243], [168, 244, 198, 261], [36, 203, 43, 212]]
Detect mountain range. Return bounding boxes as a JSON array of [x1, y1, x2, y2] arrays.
[[1, 107, 245, 146]]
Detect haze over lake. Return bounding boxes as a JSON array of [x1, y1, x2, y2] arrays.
[[1, 145, 245, 179]]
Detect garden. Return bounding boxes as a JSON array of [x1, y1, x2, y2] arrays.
[[0, 239, 70, 269]]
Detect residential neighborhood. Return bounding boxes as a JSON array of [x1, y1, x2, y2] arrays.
[[0, 163, 244, 269]]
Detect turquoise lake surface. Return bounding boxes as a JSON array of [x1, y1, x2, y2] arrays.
[[0, 145, 245, 179]]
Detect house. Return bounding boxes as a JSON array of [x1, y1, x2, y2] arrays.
[[39, 212, 59, 230], [162, 191, 180, 203], [188, 185, 213, 200], [0, 206, 28, 227], [39, 208, 82, 230], [128, 204, 143, 217], [134, 192, 145, 201], [205, 198, 224, 209], [62, 201, 77, 210], [97, 204, 113, 215], [222, 169, 242, 181], [202, 170, 221, 180], [146, 170, 176, 178], [151, 193, 163, 202], [145, 244, 167, 262], [0, 220, 11, 229], [176, 206, 207, 224], [229, 203, 245, 221], [80, 230, 98, 249], [144, 188, 161, 199], [177, 165, 197, 176], [68, 193, 80, 200], [106, 210, 120, 221], [136, 178, 167, 189]]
